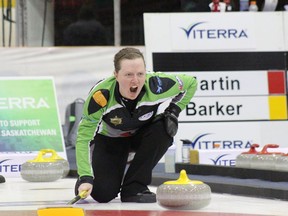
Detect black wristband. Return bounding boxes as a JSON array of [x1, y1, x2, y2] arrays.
[[79, 176, 94, 185]]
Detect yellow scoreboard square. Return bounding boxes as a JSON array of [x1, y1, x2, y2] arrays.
[[269, 96, 287, 120]]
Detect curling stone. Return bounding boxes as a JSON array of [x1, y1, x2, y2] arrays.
[[21, 149, 63, 182], [156, 169, 211, 210], [41, 149, 70, 178], [250, 144, 284, 170], [275, 153, 288, 172], [235, 143, 260, 168]]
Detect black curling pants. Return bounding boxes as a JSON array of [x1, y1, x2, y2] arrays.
[[89, 119, 173, 203]]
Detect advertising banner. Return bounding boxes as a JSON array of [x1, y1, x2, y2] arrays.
[[170, 13, 257, 51], [196, 148, 288, 166], [0, 77, 65, 177], [174, 121, 288, 163], [0, 77, 64, 152], [0, 153, 37, 178]]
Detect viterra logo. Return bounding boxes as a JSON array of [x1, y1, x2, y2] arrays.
[[188, 133, 253, 149], [0, 159, 22, 173], [0, 97, 50, 109], [210, 154, 236, 166], [180, 22, 248, 40]]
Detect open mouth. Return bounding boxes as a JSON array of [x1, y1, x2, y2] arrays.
[[130, 86, 138, 93]]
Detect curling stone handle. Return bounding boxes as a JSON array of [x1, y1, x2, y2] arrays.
[[33, 149, 61, 162], [260, 144, 279, 154], [251, 143, 260, 149], [40, 149, 57, 154], [41, 149, 65, 159], [40, 149, 59, 158], [33, 150, 54, 162], [247, 143, 260, 153]]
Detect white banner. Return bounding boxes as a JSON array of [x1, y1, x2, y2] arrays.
[[174, 121, 288, 162], [171, 13, 256, 51], [144, 12, 286, 70], [0, 153, 37, 177], [197, 149, 243, 166], [195, 147, 288, 166]]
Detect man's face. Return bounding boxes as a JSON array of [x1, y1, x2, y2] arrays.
[[114, 58, 146, 100]]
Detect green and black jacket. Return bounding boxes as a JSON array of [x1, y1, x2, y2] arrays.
[[76, 72, 197, 179]]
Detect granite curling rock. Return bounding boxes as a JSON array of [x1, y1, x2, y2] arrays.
[[250, 144, 284, 170], [275, 153, 288, 172], [156, 169, 211, 210], [41, 149, 70, 178], [235, 143, 260, 168], [21, 149, 63, 182]]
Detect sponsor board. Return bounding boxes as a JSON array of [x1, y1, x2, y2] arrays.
[[174, 121, 288, 163], [0, 77, 66, 177], [0, 153, 37, 178], [170, 13, 257, 51], [198, 149, 242, 166], [193, 148, 288, 167], [143, 12, 285, 57], [0, 77, 65, 152]]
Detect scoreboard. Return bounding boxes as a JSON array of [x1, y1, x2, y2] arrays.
[[144, 12, 288, 163]]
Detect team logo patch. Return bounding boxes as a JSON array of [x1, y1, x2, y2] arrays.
[[93, 91, 107, 107], [149, 77, 176, 94], [138, 111, 154, 121], [110, 116, 122, 126]]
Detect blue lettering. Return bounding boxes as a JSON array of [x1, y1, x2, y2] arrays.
[[197, 29, 205, 39], [223, 140, 232, 148], [199, 141, 210, 149], [239, 30, 248, 38], [228, 29, 237, 38], [218, 29, 226, 38], [11, 165, 19, 172], [181, 22, 249, 40], [207, 29, 216, 39], [234, 140, 243, 148], [194, 140, 253, 149], [190, 133, 253, 149], [230, 160, 236, 166], [0, 164, 21, 173], [211, 155, 236, 167]]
